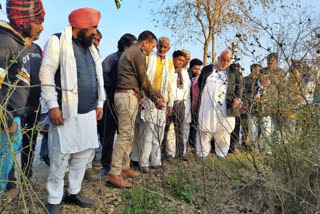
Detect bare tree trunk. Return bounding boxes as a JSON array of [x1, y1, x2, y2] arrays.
[[211, 34, 216, 64], [203, 41, 209, 65]]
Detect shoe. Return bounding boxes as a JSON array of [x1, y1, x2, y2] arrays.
[[63, 192, 94, 208], [5, 188, 19, 199], [45, 203, 60, 214], [107, 174, 132, 188], [121, 168, 141, 178], [166, 156, 175, 164], [130, 160, 139, 167], [92, 161, 102, 168], [141, 167, 150, 173], [84, 168, 100, 181], [151, 165, 161, 169]]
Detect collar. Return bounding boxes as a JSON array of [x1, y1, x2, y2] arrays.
[[0, 21, 31, 46]]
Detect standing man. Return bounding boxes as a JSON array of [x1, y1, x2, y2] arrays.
[[100, 33, 137, 176], [107, 31, 165, 188], [259, 53, 286, 156], [181, 49, 192, 154], [189, 58, 203, 147], [40, 8, 105, 213], [0, 0, 45, 196], [197, 50, 242, 159], [131, 37, 175, 172], [163, 50, 187, 162]]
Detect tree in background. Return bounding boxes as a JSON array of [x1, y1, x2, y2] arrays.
[[152, 0, 281, 65]]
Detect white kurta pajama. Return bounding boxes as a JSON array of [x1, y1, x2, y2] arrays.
[[131, 54, 175, 167], [40, 26, 105, 204], [196, 69, 235, 158]]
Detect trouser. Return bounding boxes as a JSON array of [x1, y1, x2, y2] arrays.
[[188, 111, 198, 148], [100, 94, 118, 172], [163, 102, 185, 159], [109, 92, 138, 175], [0, 117, 22, 194], [249, 115, 272, 153], [40, 112, 50, 159], [196, 130, 231, 158], [229, 116, 240, 152], [47, 146, 93, 204], [21, 111, 40, 179], [137, 121, 165, 167], [86, 150, 96, 169], [183, 122, 190, 153]]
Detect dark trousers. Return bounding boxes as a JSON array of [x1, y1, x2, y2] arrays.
[[21, 111, 40, 179], [188, 111, 198, 148], [100, 95, 118, 172], [229, 114, 249, 152], [163, 102, 185, 159]]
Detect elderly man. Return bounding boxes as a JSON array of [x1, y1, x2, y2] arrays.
[[100, 33, 137, 176], [131, 37, 175, 172], [0, 0, 45, 197], [107, 31, 165, 188], [40, 8, 105, 213], [197, 50, 242, 159]]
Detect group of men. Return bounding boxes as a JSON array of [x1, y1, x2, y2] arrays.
[[0, 0, 316, 214]]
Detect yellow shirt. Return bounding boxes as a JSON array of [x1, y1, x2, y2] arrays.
[[148, 55, 174, 103]]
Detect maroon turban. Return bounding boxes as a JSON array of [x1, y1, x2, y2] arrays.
[[6, 0, 45, 28], [68, 8, 101, 29]]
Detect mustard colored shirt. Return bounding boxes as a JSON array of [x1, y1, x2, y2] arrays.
[[148, 55, 174, 104]]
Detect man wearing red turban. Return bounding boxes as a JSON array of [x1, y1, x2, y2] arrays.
[[0, 0, 45, 198], [40, 8, 105, 214]]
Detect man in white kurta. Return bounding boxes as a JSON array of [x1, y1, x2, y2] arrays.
[[181, 50, 191, 155], [40, 8, 105, 213], [197, 51, 241, 159], [131, 37, 175, 171]]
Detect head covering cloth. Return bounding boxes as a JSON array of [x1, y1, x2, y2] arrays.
[[68, 8, 101, 29], [6, 0, 45, 28]]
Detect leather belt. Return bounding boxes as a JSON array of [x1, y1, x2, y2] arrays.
[[116, 89, 139, 97], [174, 100, 184, 105]]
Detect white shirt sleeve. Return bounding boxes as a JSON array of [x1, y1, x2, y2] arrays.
[[39, 35, 60, 110]]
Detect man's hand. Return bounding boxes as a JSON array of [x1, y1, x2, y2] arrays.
[[166, 106, 173, 117], [49, 107, 64, 126], [259, 98, 267, 104], [8, 121, 18, 136], [96, 107, 103, 121], [155, 98, 165, 110], [232, 98, 241, 108]]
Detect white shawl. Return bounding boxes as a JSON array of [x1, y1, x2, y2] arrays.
[[141, 54, 171, 124], [40, 26, 105, 119]]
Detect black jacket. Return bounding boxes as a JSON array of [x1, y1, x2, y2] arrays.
[[0, 21, 41, 128], [197, 64, 243, 117]]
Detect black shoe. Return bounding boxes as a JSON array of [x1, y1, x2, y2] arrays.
[[45, 203, 60, 214], [63, 193, 94, 208]]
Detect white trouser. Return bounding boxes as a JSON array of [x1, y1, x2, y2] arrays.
[[86, 149, 96, 169], [47, 146, 94, 204], [183, 122, 190, 154], [196, 130, 231, 159], [140, 122, 165, 167], [166, 123, 176, 157], [167, 122, 189, 157], [249, 116, 272, 153]]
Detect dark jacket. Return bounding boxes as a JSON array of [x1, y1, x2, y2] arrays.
[[197, 64, 243, 117], [0, 21, 39, 128]]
